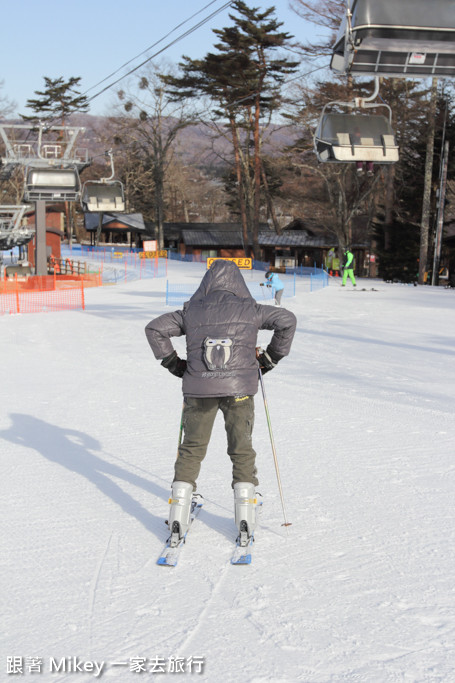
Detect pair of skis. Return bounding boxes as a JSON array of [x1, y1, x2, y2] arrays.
[[157, 498, 255, 566], [157, 367, 290, 567]]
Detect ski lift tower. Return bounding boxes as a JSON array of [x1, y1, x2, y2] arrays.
[[0, 122, 88, 275]]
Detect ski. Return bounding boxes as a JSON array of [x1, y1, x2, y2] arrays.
[[231, 533, 254, 565], [157, 498, 203, 567], [231, 498, 262, 565]]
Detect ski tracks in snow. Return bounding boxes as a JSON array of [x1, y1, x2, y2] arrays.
[[87, 531, 114, 651], [176, 558, 231, 654]]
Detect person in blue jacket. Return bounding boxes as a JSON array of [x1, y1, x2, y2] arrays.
[[260, 270, 284, 306]]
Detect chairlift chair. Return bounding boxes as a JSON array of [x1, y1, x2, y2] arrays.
[[81, 180, 125, 212], [314, 101, 399, 164], [81, 149, 125, 213], [23, 166, 81, 202], [331, 0, 455, 78]]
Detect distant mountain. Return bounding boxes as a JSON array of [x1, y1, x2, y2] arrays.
[[68, 114, 300, 169], [1, 113, 300, 171]]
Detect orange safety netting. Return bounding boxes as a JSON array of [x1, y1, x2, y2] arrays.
[[0, 274, 101, 292], [0, 275, 89, 315]]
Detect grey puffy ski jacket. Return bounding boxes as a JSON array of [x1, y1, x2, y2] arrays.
[[145, 259, 296, 398]]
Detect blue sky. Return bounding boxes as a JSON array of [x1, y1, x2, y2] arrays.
[[1, 0, 324, 117]]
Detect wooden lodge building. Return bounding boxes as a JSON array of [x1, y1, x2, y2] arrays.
[[82, 213, 375, 275], [157, 220, 342, 270]]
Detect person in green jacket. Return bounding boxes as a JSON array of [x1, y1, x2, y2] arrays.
[[342, 248, 356, 287]]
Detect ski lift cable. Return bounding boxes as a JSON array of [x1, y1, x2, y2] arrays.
[[82, 0, 233, 96], [224, 63, 329, 109], [85, 1, 234, 105], [30, 1, 234, 132], [21, 7, 324, 146]]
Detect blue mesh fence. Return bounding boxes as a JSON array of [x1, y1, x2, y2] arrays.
[[166, 280, 278, 306], [61, 246, 328, 294], [168, 251, 206, 263], [310, 270, 329, 291], [252, 259, 328, 291], [166, 283, 198, 306], [62, 246, 167, 283]]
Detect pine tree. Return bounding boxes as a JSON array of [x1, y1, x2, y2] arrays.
[[22, 76, 89, 123], [162, 1, 298, 257]]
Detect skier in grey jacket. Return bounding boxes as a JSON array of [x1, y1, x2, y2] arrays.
[[145, 259, 296, 547]]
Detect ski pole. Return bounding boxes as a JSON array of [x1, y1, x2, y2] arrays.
[[177, 402, 184, 456], [258, 367, 292, 530]]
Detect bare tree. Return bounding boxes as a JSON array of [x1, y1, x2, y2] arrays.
[[164, 159, 231, 223], [110, 65, 196, 248], [0, 82, 19, 202], [289, 0, 345, 57], [0, 80, 16, 119]]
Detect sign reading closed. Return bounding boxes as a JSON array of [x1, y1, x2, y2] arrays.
[[207, 257, 252, 270]]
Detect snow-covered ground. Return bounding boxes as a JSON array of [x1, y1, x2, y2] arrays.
[[2, 259, 454, 682]]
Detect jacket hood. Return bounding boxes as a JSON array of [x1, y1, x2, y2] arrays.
[[189, 259, 253, 301]]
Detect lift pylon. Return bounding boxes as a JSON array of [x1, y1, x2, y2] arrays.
[[0, 122, 88, 273], [0, 123, 88, 170]]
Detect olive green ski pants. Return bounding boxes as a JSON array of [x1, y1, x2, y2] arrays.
[[174, 396, 258, 491]]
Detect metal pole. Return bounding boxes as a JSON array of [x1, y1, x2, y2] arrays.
[[431, 140, 449, 287], [177, 403, 185, 456], [35, 200, 47, 276], [258, 368, 292, 529]]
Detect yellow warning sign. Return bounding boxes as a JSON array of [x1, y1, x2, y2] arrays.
[[207, 257, 252, 270], [139, 250, 168, 258]]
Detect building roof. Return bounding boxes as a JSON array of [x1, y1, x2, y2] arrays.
[[182, 229, 244, 247], [84, 213, 146, 232], [165, 222, 269, 232], [259, 230, 328, 247], [180, 227, 330, 248]]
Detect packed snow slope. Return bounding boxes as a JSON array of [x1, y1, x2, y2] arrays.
[[2, 259, 455, 683]]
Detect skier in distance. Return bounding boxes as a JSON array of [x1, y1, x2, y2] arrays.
[[260, 270, 285, 306], [342, 247, 357, 287]]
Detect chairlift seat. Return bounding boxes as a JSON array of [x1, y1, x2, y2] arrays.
[[81, 180, 125, 212], [331, 0, 455, 78], [24, 167, 80, 202], [336, 132, 351, 146], [315, 113, 399, 163]]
